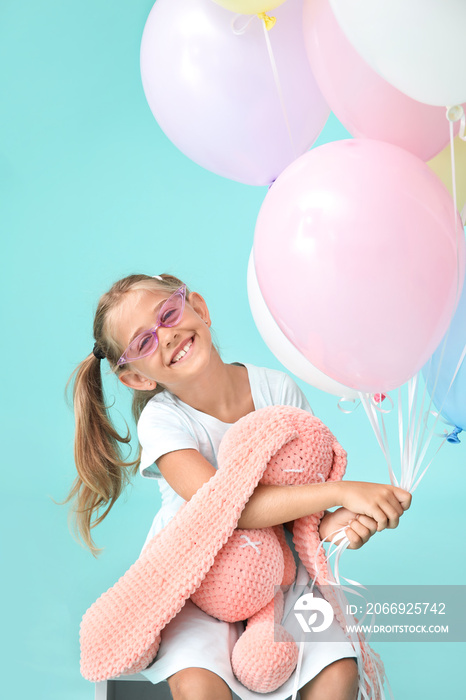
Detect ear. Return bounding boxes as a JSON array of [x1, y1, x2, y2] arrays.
[[118, 370, 157, 392], [188, 291, 211, 327], [328, 440, 347, 482]]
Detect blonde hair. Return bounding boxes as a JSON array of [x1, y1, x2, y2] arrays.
[[62, 273, 188, 557]]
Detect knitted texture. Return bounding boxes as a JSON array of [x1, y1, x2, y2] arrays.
[[80, 406, 300, 682], [191, 528, 285, 621], [79, 406, 384, 696], [231, 590, 299, 693]]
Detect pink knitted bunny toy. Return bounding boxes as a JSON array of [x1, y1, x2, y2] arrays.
[[80, 406, 384, 696]]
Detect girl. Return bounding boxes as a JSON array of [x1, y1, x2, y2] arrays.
[[66, 273, 411, 700]]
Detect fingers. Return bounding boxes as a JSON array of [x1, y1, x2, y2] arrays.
[[356, 514, 378, 535], [368, 504, 391, 532], [345, 519, 371, 549], [393, 486, 413, 510], [382, 489, 411, 529], [376, 487, 409, 530], [381, 502, 402, 529]]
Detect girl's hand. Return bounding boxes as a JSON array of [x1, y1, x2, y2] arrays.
[[336, 481, 411, 532], [319, 508, 378, 550]]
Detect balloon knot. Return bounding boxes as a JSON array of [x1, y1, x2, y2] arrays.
[[445, 105, 464, 123], [446, 426, 462, 444], [373, 393, 387, 404], [257, 12, 276, 30]]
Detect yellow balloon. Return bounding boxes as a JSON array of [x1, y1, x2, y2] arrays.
[[428, 136, 466, 217], [211, 0, 286, 15]]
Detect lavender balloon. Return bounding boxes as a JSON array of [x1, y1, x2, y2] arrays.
[[140, 0, 329, 186]]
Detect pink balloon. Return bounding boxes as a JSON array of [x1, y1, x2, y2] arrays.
[[302, 0, 454, 161], [247, 250, 360, 398], [253, 139, 465, 393], [140, 0, 329, 186]]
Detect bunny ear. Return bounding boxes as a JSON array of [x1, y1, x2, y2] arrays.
[[217, 405, 300, 476], [328, 440, 347, 482], [80, 406, 301, 682]]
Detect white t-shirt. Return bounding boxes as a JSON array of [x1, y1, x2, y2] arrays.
[[137, 363, 312, 550], [137, 364, 358, 694]]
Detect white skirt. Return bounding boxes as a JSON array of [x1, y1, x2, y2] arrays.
[[139, 524, 358, 700]]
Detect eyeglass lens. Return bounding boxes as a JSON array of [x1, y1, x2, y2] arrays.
[[126, 290, 185, 360]]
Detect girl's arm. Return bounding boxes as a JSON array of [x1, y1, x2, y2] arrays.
[[157, 449, 411, 532]]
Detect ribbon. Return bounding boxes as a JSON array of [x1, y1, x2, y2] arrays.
[[257, 11, 276, 30], [309, 530, 392, 700], [337, 393, 389, 415], [230, 12, 295, 159], [423, 409, 462, 441], [231, 13, 256, 35], [337, 397, 361, 414], [283, 525, 392, 700], [359, 105, 465, 493], [358, 392, 399, 487], [371, 392, 394, 414]]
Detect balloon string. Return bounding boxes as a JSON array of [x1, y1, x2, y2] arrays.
[[260, 17, 297, 160], [402, 375, 421, 490], [231, 13, 296, 161], [400, 387, 413, 490], [290, 636, 305, 700], [412, 342, 466, 487], [408, 112, 466, 487], [230, 13, 256, 34], [358, 392, 398, 487], [457, 110, 466, 223], [459, 110, 466, 142], [411, 437, 447, 493], [409, 371, 432, 485], [308, 532, 389, 700], [446, 109, 463, 310], [458, 112, 466, 223], [394, 111, 465, 491], [424, 409, 462, 439], [337, 397, 361, 414]]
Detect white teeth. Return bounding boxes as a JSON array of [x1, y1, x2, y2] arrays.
[[172, 340, 193, 364]]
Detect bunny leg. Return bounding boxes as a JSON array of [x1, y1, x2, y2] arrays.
[[231, 588, 299, 693]]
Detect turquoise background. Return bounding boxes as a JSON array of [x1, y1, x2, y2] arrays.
[[1, 1, 464, 698]]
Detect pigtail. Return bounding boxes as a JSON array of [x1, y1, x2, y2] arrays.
[[61, 272, 189, 556], [63, 353, 137, 557]]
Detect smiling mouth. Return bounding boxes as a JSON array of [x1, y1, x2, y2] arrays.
[[171, 337, 194, 364]]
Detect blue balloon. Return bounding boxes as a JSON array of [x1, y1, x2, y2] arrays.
[[422, 279, 466, 433]]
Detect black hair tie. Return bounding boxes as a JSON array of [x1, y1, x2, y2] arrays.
[[92, 343, 106, 361]]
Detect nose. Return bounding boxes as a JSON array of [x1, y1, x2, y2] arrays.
[[157, 325, 179, 348]]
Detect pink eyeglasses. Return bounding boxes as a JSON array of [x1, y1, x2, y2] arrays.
[[117, 285, 186, 366]]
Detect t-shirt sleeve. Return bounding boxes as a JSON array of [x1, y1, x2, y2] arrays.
[[137, 402, 199, 479], [279, 373, 314, 414]]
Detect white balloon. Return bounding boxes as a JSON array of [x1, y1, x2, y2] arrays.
[[247, 251, 359, 399], [330, 0, 466, 107]]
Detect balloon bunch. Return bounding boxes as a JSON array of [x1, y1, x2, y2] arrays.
[[247, 2, 466, 494], [139, 0, 466, 697]]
